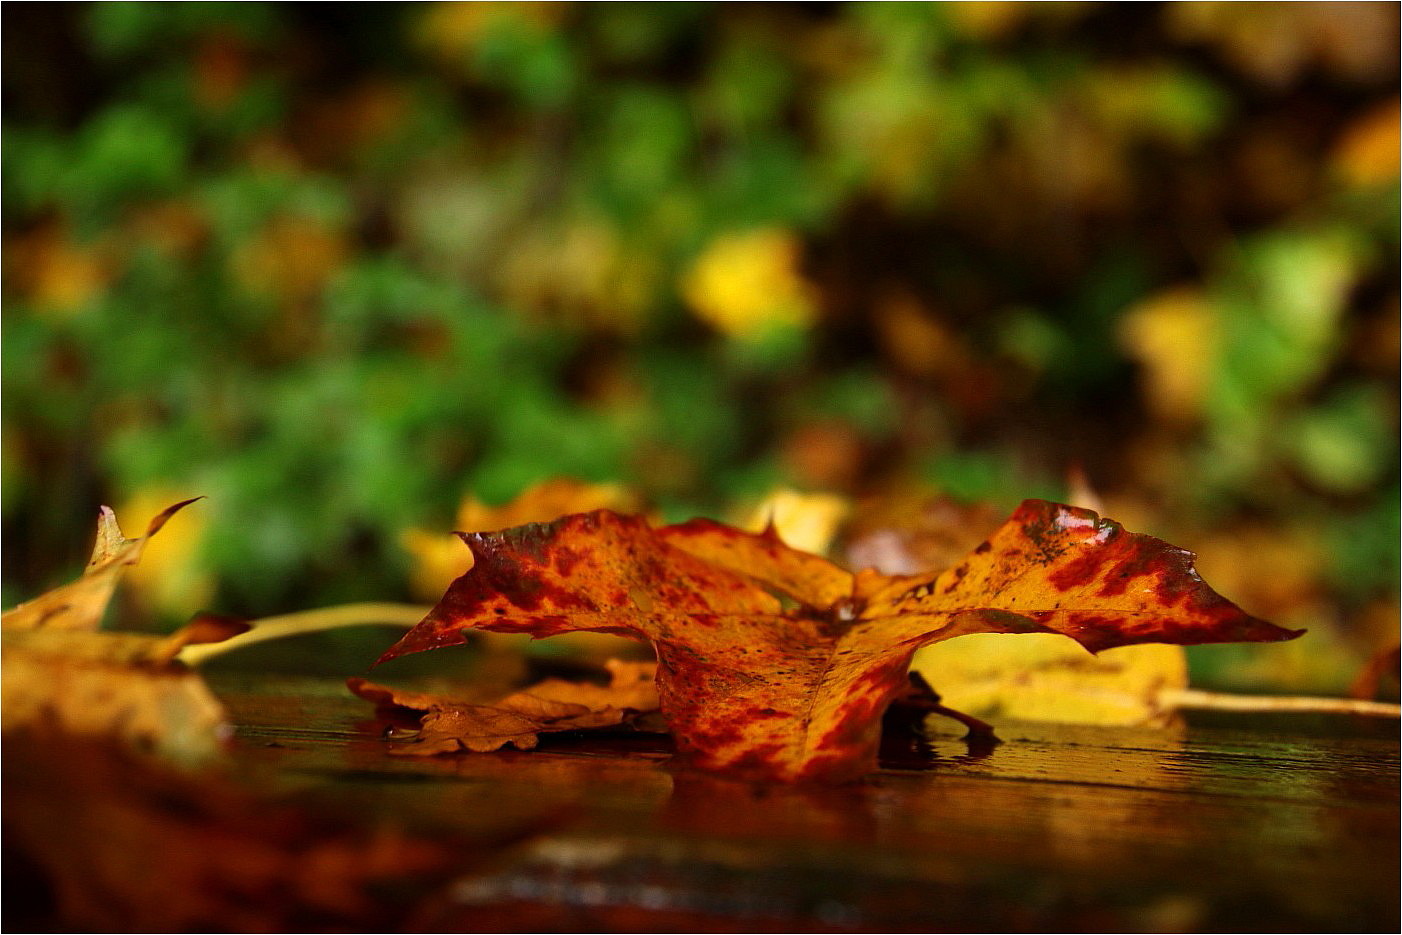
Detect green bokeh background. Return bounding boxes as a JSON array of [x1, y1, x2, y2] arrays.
[[3, 3, 1397, 690]]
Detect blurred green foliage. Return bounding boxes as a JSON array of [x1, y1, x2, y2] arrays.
[[3, 3, 1397, 689]]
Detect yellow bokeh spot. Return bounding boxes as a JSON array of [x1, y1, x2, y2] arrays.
[[230, 215, 347, 307], [402, 527, 474, 607], [1333, 97, 1400, 188], [944, 2, 1030, 40], [417, 2, 567, 60], [1118, 287, 1219, 422], [742, 488, 851, 557], [680, 228, 818, 340], [115, 489, 214, 623], [9, 224, 112, 320], [945, 1, 1089, 40]]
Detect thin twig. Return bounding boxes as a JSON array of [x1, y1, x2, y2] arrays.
[[178, 602, 429, 666], [180, 612, 1402, 722], [1161, 688, 1401, 718]]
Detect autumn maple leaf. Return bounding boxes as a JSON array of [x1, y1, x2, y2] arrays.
[[377, 500, 1302, 781]]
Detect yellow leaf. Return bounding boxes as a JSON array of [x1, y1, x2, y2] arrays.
[[1118, 287, 1219, 422], [403, 527, 474, 606], [680, 228, 818, 340], [2, 637, 232, 762], [1333, 98, 1400, 188], [2, 502, 242, 762], [912, 634, 1188, 727], [741, 488, 851, 557], [116, 488, 215, 621]]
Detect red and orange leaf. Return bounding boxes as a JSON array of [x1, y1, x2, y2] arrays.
[[657, 517, 854, 609], [378, 501, 1302, 781]]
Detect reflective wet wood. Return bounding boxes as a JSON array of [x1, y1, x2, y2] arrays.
[[203, 673, 1399, 932]]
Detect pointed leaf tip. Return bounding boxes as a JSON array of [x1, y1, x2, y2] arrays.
[[145, 496, 205, 537], [9, 499, 207, 634], [373, 606, 466, 666]]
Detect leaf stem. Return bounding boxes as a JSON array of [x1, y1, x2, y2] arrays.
[[177, 603, 429, 666], [1160, 688, 1401, 718], [897, 671, 1003, 744]]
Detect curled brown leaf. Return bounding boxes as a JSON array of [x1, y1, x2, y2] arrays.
[[1, 501, 243, 762], [350, 659, 659, 755]]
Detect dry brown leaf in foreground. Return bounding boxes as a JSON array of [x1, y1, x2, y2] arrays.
[[2, 498, 201, 632], [378, 500, 1303, 781], [1, 500, 244, 761], [1, 502, 549, 932], [3, 617, 246, 762], [350, 659, 658, 755]]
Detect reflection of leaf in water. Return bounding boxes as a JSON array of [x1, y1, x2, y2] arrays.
[[3, 737, 460, 931]]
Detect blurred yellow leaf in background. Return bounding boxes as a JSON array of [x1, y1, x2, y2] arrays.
[[681, 228, 818, 340], [1333, 97, 1401, 188], [1119, 287, 1219, 422], [9, 223, 113, 319], [741, 488, 851, 557], [913, 634, 1188, 727], [416, 1, 566, 59], [116, 489, 214, 623]]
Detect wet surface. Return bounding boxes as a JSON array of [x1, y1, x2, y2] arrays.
[[210, 673, 1400, 932]]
